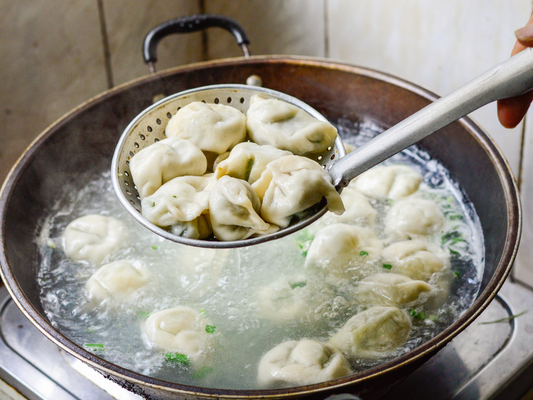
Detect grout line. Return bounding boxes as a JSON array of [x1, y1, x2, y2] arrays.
[[324, 0, 329, 58], [96, 0, 115, 89], [199, 0, 208, 61]]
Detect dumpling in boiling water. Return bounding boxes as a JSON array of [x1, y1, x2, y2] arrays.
[[209, 176, 277, 241], [246, 95, 338, 155], [214, 142, 292, 184], [253, 275, 334, 323], [328, 306, 411, 359], [165, 102, 246, 154], [141, 175, 213, 239], [141, 306, 215, 366], [63, 214, 127, 265], [304, 224, 383, 278], [252, 155, 344, 228], [175, 247, 230, 297], [257, 339, 352, 387], [352, 165, 422, 200], [381, 240, 449, 281], [385, 198, 444, 239], [321, 186, 376, 226], [355, 273, 432, 307], [130, 137, 207, 199], [85, 260, 153, 305]]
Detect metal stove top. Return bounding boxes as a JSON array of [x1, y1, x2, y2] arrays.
[[1, 280, 533, 400]]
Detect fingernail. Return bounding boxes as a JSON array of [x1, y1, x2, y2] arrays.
[[516, 24, 533, 42]]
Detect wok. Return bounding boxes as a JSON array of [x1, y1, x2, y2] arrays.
[[0, 14, 521, 399]]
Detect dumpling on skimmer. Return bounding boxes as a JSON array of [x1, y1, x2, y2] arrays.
[[246, 95, 337, 155], [141, 175, 213, 239], [165, 101, 246, 154], [129, 138, 207, 199], [209, 176, 277, 241], [215, 142, 292, 184], [252, 155, 344, 228]]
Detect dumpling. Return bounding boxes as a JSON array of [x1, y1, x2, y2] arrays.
[[130, 137, 207, 199], [257, 339, 352, 387], [85, 260, 153, 304], [214, 142, 292, 184], [252, 155, 344, 228], [141, 175, 213, 239], [385, 198, 444, 239], [328, 306, 411, 359], [381, 240, 449, 281], [355, 273, 432, 306], [165, 102, 246, 154], [175, 247, 230, 297], [321, 186, 376, 226], [304, 224, 383, 278], [63, 214, 127, 265], [141, 306, 215, 365], [252, 275, 334, 323], [352, 165, 422, 200], [246, 95, 338, 155], [209, 176, 277, 241]]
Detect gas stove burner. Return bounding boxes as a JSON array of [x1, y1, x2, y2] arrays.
[[0, 281, 532, 399]]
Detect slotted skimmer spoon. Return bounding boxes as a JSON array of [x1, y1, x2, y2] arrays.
[[112, 47, 533, 249]]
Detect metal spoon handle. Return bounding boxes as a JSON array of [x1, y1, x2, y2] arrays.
[[329, 47, 533, 188]]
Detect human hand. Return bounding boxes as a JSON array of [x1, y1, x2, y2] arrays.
[[498, 14, 533, 128]]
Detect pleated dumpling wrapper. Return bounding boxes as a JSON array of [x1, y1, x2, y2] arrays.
[[246, 95, 337, 155], [252, 155, 344, 228], [165, 102, 246, 154], [257, 339, 352, 387], [129, 137, 207, 199]]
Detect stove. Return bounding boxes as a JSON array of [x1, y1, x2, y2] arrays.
[[1, 280, 533, 400]]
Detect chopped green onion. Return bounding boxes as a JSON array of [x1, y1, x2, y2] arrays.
[[84, 343, 104, 350], [429, 315, 437, 322], [173, 195, 177, 198], [192, 366, 214, 379], [480, 311, 527, 325], [449, 215, 463, 220], [442, 231, 462, 245], [138, 311, 151, 318], [164, 353, 189, 365], [454, 271, 461, 278], [151, 246, 159, 250], [199, 309, 207, 316], [290, 281, 307, 289], [450, 237, 466, 245], [382, 263, 392, 270], [449, 249, 461, 257], [359, 250, 369, 257], [205, 325, 216, 334], [86, 328, 96, 333], [409, 310, 427, 320]]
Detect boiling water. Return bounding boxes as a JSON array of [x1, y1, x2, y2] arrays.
[[37, 118, 484, 390]]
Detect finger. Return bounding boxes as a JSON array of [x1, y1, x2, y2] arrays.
[[497, 90, 533, 128], [515, 13, 533, 48]]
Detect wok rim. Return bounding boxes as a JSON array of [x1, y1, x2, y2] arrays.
[[0, 55, 522, 398]]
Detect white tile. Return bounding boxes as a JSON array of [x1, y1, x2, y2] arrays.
[[0, 0, 107, 184], [327, 0, 531, 176], [204, 0, 326, 60], [103, 0, 203, 85], [513, 99, 533, 286]]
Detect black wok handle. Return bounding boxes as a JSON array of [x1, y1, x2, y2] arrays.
[[143, 14, 251, 73]]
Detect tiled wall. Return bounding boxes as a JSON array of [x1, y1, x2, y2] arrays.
[[1, 0, 532, 284]]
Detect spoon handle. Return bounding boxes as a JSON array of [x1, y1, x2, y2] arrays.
[[329, 47, 533, 188]]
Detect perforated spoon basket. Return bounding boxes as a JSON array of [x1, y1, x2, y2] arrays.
[[111, 84, 346, 248]]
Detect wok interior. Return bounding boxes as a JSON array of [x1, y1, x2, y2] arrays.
[[0, 58, 518, 393]]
